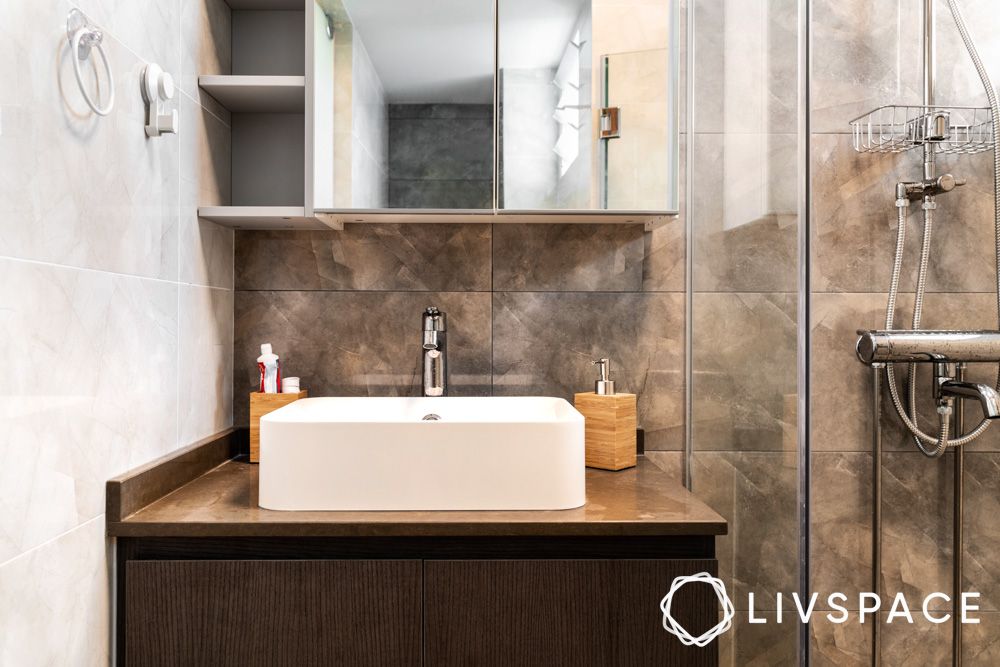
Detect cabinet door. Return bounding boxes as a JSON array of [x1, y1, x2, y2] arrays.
[[425, 559, 718, 667], [125, 560, 421, 667]]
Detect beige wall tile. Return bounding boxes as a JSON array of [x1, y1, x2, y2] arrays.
[[0, 516, 110, 666], [0, 259, 178, 562]]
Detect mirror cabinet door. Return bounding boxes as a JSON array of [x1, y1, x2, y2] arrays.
[[312, 0, 495, 211], [310, 0, 678, 214], [498, 0, 679, 212]]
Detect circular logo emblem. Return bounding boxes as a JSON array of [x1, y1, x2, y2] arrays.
[[659, 572, 734, 647]]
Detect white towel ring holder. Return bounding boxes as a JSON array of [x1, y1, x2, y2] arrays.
[[66, 9, 114, 116]]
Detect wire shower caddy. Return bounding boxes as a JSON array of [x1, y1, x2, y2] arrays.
[[850, 105, 994, 155]]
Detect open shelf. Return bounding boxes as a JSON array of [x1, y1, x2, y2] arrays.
[[198, 207, 343, 231], [199, 76, 304, 113]]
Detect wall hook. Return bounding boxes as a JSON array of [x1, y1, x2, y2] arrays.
[[141, 64, 178, 137]]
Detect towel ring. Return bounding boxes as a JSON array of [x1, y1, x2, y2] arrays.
[[66, 10, 114, 116]]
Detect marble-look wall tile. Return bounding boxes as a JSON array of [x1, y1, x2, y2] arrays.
[[813, 134, 999, 294], [811, 134, 918, 294], [492, 291, 684, 450], [692, 292, 796, 451], [0, 259, 178, 563], [644, 451, 684, 483], [964, 613, 1000, 666], [2, 3, 232, 665], [882, 452, 953, 610], [693, 0, 798, 135], [881, 612, 952, 666], [72, 0, 182, 79], [234, 291, 492, 426], [179, 285, 234, 445], [388, 103, 493, 209], [933, 0, 1000, 110], [0, 0, 178, 280], [0, 516, 109, 666], [691, 452, 798, 610], [811, 292, 903, 453], [810, 0, 922, 134], [235, 225, 491, 291], [388, 105, 493, 180], [809, 615, 872, 667], [492, 225, 646, 292], [964, 454, 1000, 612], [814, 613, 956, 665], [691, 133, 797, 293], [810, 452, 871, 610], [389, 104, 493, 120], [179, 92, 233, 289], [811, 292, 1000, 452], [641, 214, 686, 292], [389, 180, 493, 209], [729, 611, 799, 667]]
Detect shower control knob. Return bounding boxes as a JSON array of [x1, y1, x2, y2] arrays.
[[937, 174, 964, 193]]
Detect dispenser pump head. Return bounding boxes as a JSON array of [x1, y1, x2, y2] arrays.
[[593, 358, 616, 395]]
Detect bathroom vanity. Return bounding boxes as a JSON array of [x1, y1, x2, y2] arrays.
[[108, 430, 725, 666]]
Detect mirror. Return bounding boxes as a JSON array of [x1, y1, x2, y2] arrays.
[[310, 0, 678, 215], [498, 0, 678, 212], [313, 0, 495, 211]]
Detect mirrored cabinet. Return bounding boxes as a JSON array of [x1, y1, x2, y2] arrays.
[[197, 0, 678, 229]]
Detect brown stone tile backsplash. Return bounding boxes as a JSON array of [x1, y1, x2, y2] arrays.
[[233, 224, 686, 435], [492, 291, 685, 450], [234, 290, 493, 425], [235, 225, 492, 291]]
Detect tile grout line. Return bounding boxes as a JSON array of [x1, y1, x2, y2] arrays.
[[66, 1, 230, 128], [0, 254, 232, 292], [0, 514, 105, 570]]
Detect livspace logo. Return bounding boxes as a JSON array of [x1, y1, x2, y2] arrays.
[[660, 574, 982, 645]]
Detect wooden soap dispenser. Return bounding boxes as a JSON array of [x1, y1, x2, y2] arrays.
[[574, 358, 637, 471]]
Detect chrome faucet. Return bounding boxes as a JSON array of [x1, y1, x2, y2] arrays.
[[422, 307, 447, 397], [934, 361, 1000, 419]]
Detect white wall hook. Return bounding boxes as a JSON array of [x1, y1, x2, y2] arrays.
[[141, 64, 178, 137]]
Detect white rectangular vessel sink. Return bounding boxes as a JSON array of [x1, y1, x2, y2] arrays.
[[259, 396, 585, 511]]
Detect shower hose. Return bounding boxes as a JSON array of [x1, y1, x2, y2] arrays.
[[883, 0, 1000, 457]]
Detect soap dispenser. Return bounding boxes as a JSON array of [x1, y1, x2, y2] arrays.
[[574, 358, 637, 471]]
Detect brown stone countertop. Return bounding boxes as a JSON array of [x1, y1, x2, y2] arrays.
[[107, 454, 727, 539]]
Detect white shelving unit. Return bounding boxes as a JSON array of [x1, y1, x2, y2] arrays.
[[199, 207, 342, 230], [198, 76, 304, 113], [198, 0, 338, 230]]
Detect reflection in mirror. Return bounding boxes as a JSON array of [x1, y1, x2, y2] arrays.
[[498, 0, 678, 212], [315, 0, 495, 211]]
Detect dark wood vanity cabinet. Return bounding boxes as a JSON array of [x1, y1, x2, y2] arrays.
[[119, 539, 719, 667], [424, 559, 718, 666], [124, 559, 422, 666], [110, 448, 726, 666]]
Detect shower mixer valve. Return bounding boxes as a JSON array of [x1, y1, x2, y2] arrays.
[[897, 173, 966, 201], [933, 361, 1000, 420]]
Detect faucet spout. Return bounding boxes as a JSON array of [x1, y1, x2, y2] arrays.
[[422, 307, 447, 397], [939, 380, 1000, 419]]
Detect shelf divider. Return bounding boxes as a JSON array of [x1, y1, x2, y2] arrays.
[[199, 75, 305, 113]]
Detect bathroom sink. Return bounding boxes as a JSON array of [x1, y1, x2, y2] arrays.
[[258, 396, 585, 511]]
